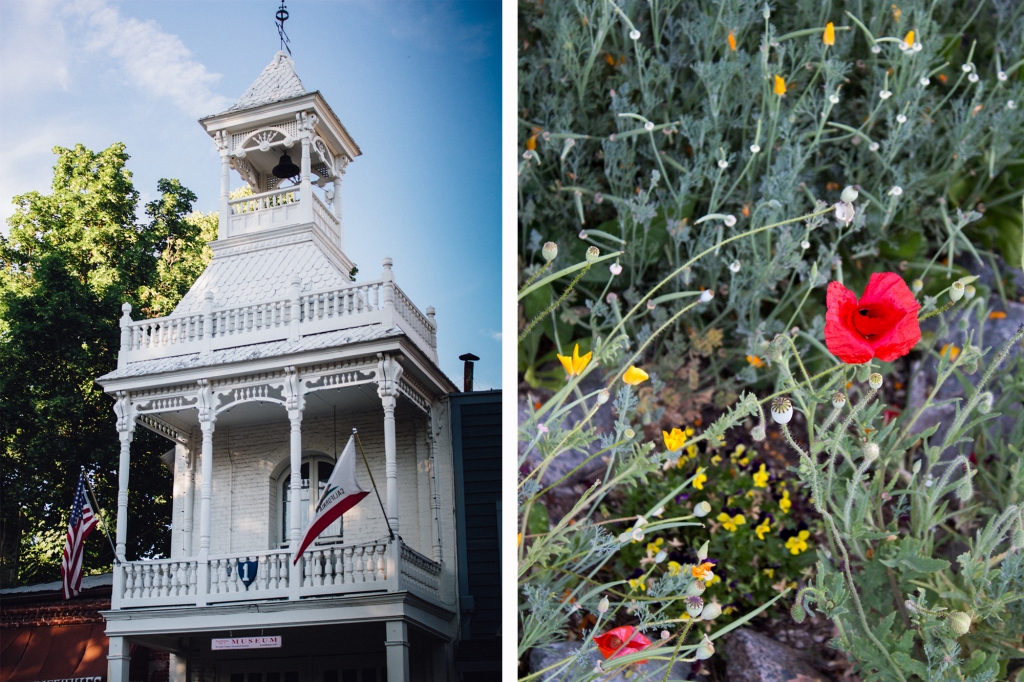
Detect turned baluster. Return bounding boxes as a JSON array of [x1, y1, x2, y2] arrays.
[[342, 546, 354, 584], [312, 549, 323, 586], [303, 551, 313, 587], [377, 544, 388, 581], [330, 547, 342, 585], [258, 555, 268, 591]]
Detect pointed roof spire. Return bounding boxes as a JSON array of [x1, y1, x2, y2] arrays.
[[226, 51, 307, 113]]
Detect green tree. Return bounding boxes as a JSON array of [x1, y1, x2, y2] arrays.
[[0, 143, 213, 586]]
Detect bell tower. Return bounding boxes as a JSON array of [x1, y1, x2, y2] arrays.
[[198, 51, 361, 251]]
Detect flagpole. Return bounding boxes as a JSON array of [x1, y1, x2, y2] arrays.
[[352, 429, 395, 541], [81, 467, 120, 565]]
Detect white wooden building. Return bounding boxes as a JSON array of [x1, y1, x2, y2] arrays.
[[96, 51, 460, 682]]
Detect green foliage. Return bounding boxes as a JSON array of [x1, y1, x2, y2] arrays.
[[0, 143, 210, 586]]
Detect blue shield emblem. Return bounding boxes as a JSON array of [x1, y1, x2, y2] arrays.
[[238, 560, 258, 588]]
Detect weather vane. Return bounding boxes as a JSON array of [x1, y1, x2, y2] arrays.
[[276, 1, 292, 55]]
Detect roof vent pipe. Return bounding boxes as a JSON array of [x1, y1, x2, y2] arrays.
[[458, 353, 479, 393]]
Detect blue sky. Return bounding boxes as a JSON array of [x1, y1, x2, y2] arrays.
[[0, 0, 501, 389]]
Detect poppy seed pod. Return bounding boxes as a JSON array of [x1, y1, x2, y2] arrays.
[[964, 285, 976, 300], [950, 281, 965, 301], [832, 392, 847, 408], [685, 595, 704, 618], [700, 602, 723, 620], [863, 443, 880, 462], [597, 389, 610, 405], [695, 634, 716, 660], [947, 611, 972, 636], [841, 186, 859, 203], [771, 397, 794, 424], [585, 246, 601, 263], [685, 580, 706, 596], [869, 373, 884, 390], [542, 242, 558, 262], [694, 501, 712, 517], [598, 596, 609, 613], [700, 290, 715, 303]]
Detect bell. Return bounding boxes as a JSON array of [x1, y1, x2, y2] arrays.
[[271, 153, 301, 180]]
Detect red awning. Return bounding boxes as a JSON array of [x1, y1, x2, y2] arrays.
[[0, 623, 108, 682]]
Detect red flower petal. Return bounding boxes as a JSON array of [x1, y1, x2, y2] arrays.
[[824, 274, 921, 364], [594, 625, 651, 662], [825, 281, 874, 364]]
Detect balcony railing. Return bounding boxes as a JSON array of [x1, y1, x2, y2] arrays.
[[226, 187, 340, 241], [117, 265, 438, 368], [112, 539, 441, 609]]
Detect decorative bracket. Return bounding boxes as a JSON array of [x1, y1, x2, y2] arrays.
[[113, 391, 137, 434], [196, 379, 217, 428], [283, 366, 306, 415], [376, 353, 404, 399]]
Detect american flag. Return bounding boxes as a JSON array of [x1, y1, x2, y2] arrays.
[[60, 474, 98, 599]]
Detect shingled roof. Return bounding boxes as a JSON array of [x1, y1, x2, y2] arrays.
[[225, 51, 308, 113]]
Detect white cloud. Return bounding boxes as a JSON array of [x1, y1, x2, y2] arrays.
[[0, 0, 229, 116], [68, 0, 230, 116], [0, 124, 92, 227], [355, 0, 496, 58]]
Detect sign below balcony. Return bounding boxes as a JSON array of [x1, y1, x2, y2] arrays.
[[211, 635, 283, 650]]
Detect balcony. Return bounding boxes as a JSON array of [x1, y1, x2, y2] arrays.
[[226, 187, 340, 242], [112, 539, 441, 609], [117, 273, 438, 367]]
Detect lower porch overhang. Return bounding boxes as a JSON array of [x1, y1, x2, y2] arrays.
[[101, 589, 456, 649]]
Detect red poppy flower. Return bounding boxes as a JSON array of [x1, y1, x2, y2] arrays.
[[825, 273, 921, 364], [593, 625, 652, 662]]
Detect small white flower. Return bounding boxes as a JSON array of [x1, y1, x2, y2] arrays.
[[998, 70, 1008, 82], [652, 506, 665, 517], [750, 143, 761, 153], [579, 229, 588, 239], [896, 113, 907, 123], [968, 73, 979, 83], [522, 150, 534, 160], [729, 261, 741, 273], [800, 240, 811, 250], [925, 475, 934, 488], [919, 76, 930, 86], [593, 663, 604, 674], [661, 630, 670, 640], [724, 214, 737, 227], [538, 423, 549, 434], [646, 299, 656, 310], [631, 527, 645, 542], [889, 185, 903, 196], [606, 292, 618, 303], [871, 44, 882, 54], [834, 201, 855, 225], [898, 41, 909, 52], [869, 141, 880, 152], [718, 159, 729, 169], [1008, 100, 1017, 110], [829, 94, 840, 104], [629, 29, 641, 40], [609, 263, 623, 275], [700, 289, 714, 303], [644, 121, 655, 131], [962, 63, 973, 73], [913, 42, 922, 52], [879, 90, 892, 100]]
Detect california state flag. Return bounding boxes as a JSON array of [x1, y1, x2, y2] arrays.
[[292, 435, 370, 563]]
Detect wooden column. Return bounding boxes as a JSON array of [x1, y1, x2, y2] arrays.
[[385, 620, 410, 682]]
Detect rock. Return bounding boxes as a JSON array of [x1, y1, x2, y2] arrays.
[[723, 629, 825, 682], [529, 640, 691, 681]]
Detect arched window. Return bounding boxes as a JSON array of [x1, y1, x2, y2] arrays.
[[279, 454, 342, 547]]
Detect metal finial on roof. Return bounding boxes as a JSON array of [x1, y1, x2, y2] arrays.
[[276, 1, 292, 56]]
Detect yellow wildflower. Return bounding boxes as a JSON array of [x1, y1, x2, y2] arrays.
[[686, 443, 699, 460], [623, 365, 650, 385], [717, 512, 746, 532], [663, 428, 687, 452], [891, 4, 902, 22], [556, 344, 592, 377], [705, 573, 721, 586], [904, 29, 915, 46], [693, 468, 708, 490], [746, 354, 765, 368], [691, 561, 715, 581], [526, 135, 537, 151], [785, 530, 811, 555], [646, 538, 664, 555], [710, 453, 722, 466], [940, 344, 960, 360], [762, 568, 775, 579], [738, 456, 749, 467], [728, 30, 737, 51], [752, 463, 769, 488], [779, 489, 791, 514], [755, 517, 771, 540], [823, 22, 835, 46], [667, 561, 682, 576], [722, 605, 736, 615], [774, 75, 787, 96], [629, 577, 647, 591]]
